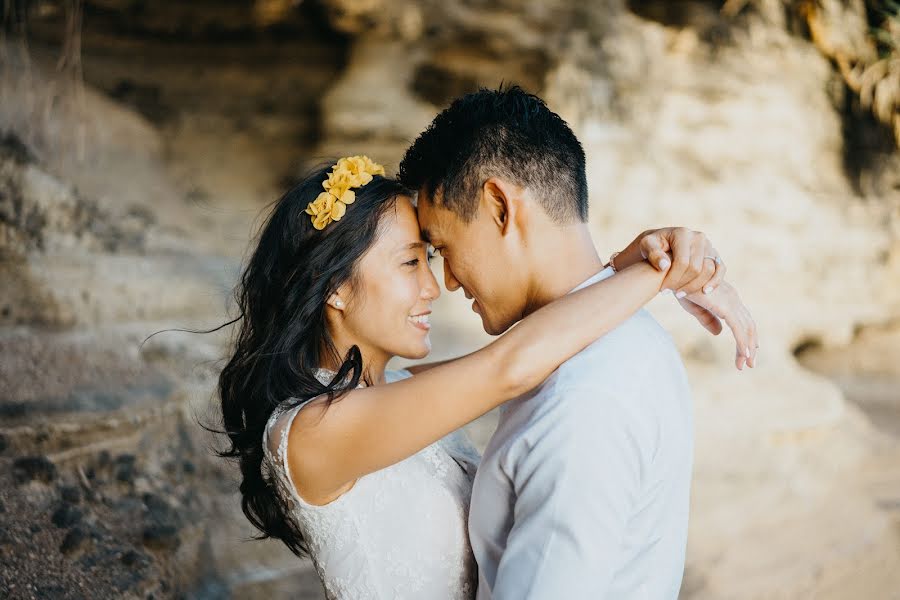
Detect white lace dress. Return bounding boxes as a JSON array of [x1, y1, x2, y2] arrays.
[[262, 368, 482, 599]]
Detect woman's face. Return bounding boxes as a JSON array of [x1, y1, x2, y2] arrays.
[[334, 196, 440, 365]]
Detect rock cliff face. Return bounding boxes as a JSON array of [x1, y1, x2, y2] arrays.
[[1, 1, 899, 598]]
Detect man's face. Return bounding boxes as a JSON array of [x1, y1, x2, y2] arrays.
[[416, 188, 526, 335]]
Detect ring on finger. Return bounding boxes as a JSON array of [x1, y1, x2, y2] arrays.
[[704, 256, 723, 266]]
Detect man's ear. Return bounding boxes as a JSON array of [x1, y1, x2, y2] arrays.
[[482, 178, 522, 236]]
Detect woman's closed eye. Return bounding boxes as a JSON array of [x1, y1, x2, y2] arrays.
[[405, 249, 435, 267]]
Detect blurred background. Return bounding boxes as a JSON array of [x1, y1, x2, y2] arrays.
[[1, 0, 899, 598]]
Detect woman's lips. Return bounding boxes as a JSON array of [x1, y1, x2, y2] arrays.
[[408, 312, 431, 331]]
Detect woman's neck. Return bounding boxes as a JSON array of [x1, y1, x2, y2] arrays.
[[319, 341, 389, 385]]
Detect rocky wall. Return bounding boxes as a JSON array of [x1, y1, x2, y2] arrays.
[[1, 1, 899, 598]]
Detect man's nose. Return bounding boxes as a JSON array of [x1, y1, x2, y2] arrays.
[[421, 262, 441, 301], [443, 260, 461, 292]]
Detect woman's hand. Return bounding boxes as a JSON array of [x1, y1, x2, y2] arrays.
[[678, 281, 759, 370], [613, 227, 726, 297]]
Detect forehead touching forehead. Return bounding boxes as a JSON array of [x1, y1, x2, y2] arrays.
[[380, 195, 423, 246], [415, 186, 463, 246]]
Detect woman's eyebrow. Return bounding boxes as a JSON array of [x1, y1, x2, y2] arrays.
[[397, 242, 426, 252]]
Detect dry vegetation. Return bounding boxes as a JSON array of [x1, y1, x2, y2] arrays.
[[3, 1, 899, 151], [1, 0, 87, 166], [789, 0, 898, 145]]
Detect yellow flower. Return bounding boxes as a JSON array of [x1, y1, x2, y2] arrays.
[[307, 155, 385, 230], [312, 212, 331, 230], [337, 156, 362, 176], [323, 170, 360, 204], [306, 192, 336, 229], [331, 200, 347, 221], [305, 192, 331, 215], [337, 188, 356, 205], [358, 155, 385, 176], [336, 155, 385, 181]]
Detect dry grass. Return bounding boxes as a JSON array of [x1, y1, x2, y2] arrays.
[[795, 0, 899, 146], [0, 0, 87, 165]]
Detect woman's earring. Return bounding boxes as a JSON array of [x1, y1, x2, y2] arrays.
[[334, 299, 344, 308]]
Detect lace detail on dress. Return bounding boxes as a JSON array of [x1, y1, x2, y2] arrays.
[[422, 444, 450, 479], [261, 368, 478, 600]]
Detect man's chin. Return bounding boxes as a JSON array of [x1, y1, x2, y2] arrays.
[[481, 315, 514, 337]]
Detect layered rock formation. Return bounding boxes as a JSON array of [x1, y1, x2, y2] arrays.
[[2, 0, 899, 598], [0, 64, 321, 597]]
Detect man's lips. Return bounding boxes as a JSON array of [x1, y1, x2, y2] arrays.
[[462, 290, 479, 314]]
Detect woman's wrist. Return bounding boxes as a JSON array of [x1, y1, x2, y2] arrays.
[[609, 230, 654, 271], [606, 251, 621, 272], [618, 254, 671, 292]]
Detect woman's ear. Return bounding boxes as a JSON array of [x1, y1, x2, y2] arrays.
[[482, 177, 520, 236], [327, 294, 345, 311]]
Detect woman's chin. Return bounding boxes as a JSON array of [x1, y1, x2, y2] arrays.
[[397, 339, 431, 360]]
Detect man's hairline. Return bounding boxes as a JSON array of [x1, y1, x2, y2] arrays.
[[419, 178, 587, 229]]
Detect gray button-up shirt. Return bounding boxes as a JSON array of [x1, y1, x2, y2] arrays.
[[469, 267, 694, 599]]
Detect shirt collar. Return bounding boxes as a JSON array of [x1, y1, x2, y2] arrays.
[[567, 265, 616, 295], [499, 265, 616, 418]]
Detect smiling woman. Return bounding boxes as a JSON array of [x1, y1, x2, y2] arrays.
[[215, 160, 415, 557], [323, 197, 441, 369]]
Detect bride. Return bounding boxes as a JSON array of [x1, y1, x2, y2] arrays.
[[215, 156, 755, 599]]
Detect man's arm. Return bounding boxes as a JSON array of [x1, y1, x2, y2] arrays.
[[492, 387, 647, 599]]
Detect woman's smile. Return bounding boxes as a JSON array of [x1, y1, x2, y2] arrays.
[[408, 311, 432, 331]]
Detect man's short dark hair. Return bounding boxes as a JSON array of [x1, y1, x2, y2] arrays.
[[399, 85, 588, 224]]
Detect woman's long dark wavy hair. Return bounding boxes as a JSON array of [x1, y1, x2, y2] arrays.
[[216, 164, 410, 557]]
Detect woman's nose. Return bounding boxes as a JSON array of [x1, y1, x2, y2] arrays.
[[421, 263, 441, 301]]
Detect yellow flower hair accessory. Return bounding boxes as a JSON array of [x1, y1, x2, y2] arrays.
[[305, 155, 386, 230]]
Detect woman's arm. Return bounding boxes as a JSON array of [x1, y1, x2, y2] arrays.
[[408, 227, 720, 376], [403, 358, 456, 375], [612, 227, 726, 295], [679, 280, 759, 370], [286, 261, 668, 503]]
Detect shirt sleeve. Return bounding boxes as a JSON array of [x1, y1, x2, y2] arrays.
[[492, 386, 646, 599], [439, 428, 482, 482], [384, 368, 413, 383]]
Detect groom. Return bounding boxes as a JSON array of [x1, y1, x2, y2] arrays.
[[399, 87, 734, 598]]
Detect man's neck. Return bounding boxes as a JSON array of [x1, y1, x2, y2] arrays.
[[521, 224, 605, 319]]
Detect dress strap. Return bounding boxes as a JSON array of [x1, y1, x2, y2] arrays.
[[264, 399, 303, 464], [262, 398, 313, 511]]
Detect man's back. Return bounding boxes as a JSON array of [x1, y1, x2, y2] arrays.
[[469, 303, 694, 599]]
